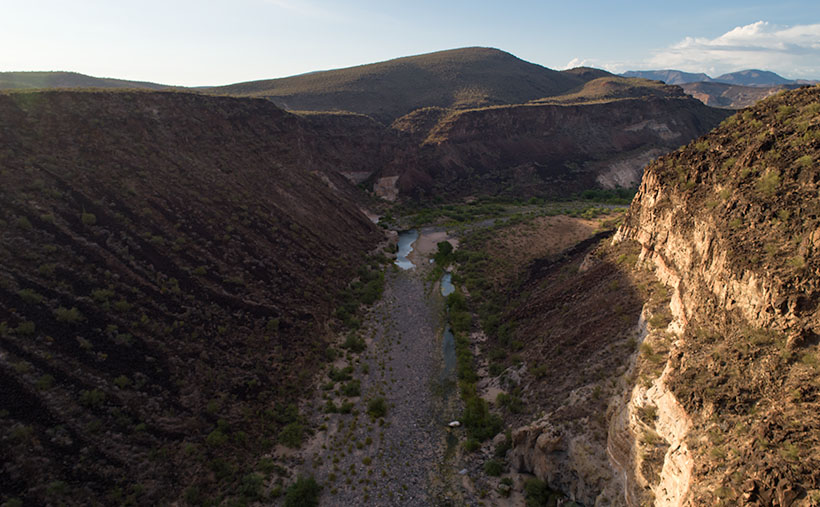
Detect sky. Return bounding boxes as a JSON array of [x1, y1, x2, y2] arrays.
[[1, 0, 819, 86]]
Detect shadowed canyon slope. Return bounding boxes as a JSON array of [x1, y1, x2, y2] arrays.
[[0, 90, 384, 504]]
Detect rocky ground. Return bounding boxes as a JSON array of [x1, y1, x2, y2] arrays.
[[290, 260, 460, 505]]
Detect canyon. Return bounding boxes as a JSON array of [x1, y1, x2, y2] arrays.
[[0, 49, 818, 506]]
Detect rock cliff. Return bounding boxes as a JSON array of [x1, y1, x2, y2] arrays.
[[396, 95, 729, 200], [613, 85, 820, 504]]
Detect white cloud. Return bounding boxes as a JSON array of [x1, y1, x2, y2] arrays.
[[561, 57, 588, 69], [645, 21, 820, 78]]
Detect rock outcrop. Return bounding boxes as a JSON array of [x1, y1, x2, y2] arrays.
[[612, 85, 820, 504]]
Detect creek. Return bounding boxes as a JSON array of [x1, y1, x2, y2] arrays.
[[395, 229, 419, 270]]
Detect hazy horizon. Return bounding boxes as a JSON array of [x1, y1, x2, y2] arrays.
[[2, 1, 819, 87]]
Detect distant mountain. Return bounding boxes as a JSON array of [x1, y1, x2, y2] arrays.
[[208, 47, 594, 123], [623, 68, 818, 88], [621, 68, 820, 108], [621, 70, 713, 85], [0, 71, 169, 90], [712, 69, 793, 87]]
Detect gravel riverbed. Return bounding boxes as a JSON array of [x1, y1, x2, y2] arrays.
[[296, 265, 463, 506]]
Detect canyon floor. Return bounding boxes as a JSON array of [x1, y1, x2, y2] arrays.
[[275, 229, 469, 506]]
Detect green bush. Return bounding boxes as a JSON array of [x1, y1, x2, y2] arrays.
[[14, 321, 35, 336], [79, 388, 106, 408], [278, 422, 305, 448], [205, 429, 228, 447], [494, 431, 512, 458], [756, 169, 780, 196], [17, 288, 43, 304], [284, 476, 321, 507], [54, 306, 83, 323], [525, 478, 558, 506], [341, 379, 361, 397], [328, 366, 353, 382], [463, 438, 481, 452], [463, 396, 503, 441], [342, 333, 366, 353], [366, 397, 387, 418], [81, 212, 97, 226], [483, 459, 503, 476]]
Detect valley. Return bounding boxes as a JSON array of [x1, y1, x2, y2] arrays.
[[0, 45, 818, 507]]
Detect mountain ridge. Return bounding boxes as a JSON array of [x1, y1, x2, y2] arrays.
[[207, 47, 593, 122], [0, 71, 171, 90]]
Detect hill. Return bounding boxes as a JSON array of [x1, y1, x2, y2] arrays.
[[0, 90, 384, 504], [621, 69, 713, 85], [208, 47, 589, 123], [530, 75, 686, 104], [0, 71, 169, 90], [713, 68, 793, 86], [382, 79, 730, 200]]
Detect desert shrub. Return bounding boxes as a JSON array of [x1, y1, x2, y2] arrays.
[[328, 366, 353, 382], [17, 288, 43, 304], [341, 380, 361, 397], [525, 478, 558, 506], [484, 459, 503, 476], [79, 388, 106, 408], [16, 216, 32, 230], [14, 321, 35, 336], [81, 212, 97, 226], [463, 396, 503, 441], [205, 429, 228, 447], [54, 306, 83, 323], [113, 375, 131, 389], [341, 333, 366, 353], [284, 476, 320, 507], [756, 169, 780, 196], [366, 397, 387, 418], [494, 431, 512, 458], [648, 311, 672, 329], [90, 288, 114, 303], [278, 422, 305, 448], [463, 438, 480, 452], [496, 392, 523, 414], [239, 472, 265, 500]]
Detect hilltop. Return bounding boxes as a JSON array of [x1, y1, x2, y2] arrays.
[[0, 71, 169, 90], [209, 47, 590, 123]]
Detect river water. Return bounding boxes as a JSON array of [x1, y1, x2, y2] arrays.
[[395, 230, 419, 270], [440, 273, 455, 297]]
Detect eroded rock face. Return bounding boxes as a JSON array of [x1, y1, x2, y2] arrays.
[[612, 86, 820, 504], [412, 97, 728, 199], [508, 86, 819, 506]]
